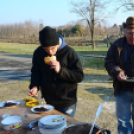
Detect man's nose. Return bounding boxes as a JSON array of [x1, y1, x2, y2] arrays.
[[48, 50, 53, 55]]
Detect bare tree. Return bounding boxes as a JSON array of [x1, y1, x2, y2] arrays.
[[116, 0, 134, 11], [71, 0, 111, 49]]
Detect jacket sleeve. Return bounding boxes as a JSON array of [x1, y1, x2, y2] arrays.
[[29, 50, 41, 90], [105, 44, 124, 78], [58, 50, 84, 83]]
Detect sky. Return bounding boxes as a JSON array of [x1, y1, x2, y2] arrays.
[[0, 0, 134, 27]]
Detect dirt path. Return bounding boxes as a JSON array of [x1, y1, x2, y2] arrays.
[[0, 52, 32, 84]]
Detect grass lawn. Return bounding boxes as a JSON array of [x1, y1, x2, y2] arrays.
[[0, 42, 109, 70], [72, 44, 108, 56], [0, 42, 109, 56], [0, 43, 39, 55]]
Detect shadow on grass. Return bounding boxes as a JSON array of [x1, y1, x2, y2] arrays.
[[79, 73, 114, 102], [7, 54, 32, 58], [0, 51, 33, 58], [83, 74, 113, 83], [84, 87, 115, 102], [78, 56, 106, 71], [77, 51, 107, 56]]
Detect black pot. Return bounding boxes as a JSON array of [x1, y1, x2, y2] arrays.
[[61, 123, 111, 134]]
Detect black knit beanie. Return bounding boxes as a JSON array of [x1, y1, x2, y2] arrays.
[[39, 26, 59, 47]]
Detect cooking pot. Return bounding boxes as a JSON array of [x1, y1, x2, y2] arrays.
[[1, 115, 22, 130], [61, 123, 111, 134]]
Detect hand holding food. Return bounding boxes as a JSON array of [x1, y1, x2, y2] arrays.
[[44, 56, 56, 65], [50, 60, 61, 73], [117, 71, 127, 81]]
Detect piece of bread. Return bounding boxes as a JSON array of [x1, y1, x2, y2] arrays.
[[44, 56, 56, 65]]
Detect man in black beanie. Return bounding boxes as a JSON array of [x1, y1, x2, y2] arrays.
[[28, 26, 84, 117]]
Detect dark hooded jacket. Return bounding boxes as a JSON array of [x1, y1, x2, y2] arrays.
[[105, 37, 134, 96], [30, 37, 83, 108]]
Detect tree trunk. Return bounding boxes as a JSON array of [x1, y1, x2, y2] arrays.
[[91, 26, 95, 50]]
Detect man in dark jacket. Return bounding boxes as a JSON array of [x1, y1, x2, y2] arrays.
[[105, 17, 134, 134], [28, 26, 84, 117]]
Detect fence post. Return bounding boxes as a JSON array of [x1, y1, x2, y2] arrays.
[[83, 56, 84, 69]]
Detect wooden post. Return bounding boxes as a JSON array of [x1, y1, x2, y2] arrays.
[[83, 56, 84, 69]]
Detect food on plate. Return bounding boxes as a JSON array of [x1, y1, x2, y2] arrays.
[[34, 107, 49, 112], [44, 56, 56, 65], [127, 77, 134, 80], [4, 102, 16, 107]]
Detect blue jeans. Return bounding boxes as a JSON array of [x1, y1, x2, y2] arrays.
[[55, 103, 76, 117], [116, 91, 134, 134]]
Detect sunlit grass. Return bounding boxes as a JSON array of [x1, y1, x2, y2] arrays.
[[83, 68, 107, 75], [71, 45, 109, 56], [71, 44, 108, 51], [0, 42, 108, 70], [0, 43, 39, 55], [0, 42, 109, 56]]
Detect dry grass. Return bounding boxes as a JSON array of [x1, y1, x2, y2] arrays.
[[0, 68, 118, 134], [0, 81, 34, 101], [0, 42, 118, 133]]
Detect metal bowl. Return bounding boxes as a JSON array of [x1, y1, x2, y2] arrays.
[[61, 123, 110, 134]]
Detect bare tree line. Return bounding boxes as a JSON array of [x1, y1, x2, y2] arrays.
[[0, 21, 120, 38], [0, 0, 133, 48], [116, 0, 134, 11], [0, 20, 44, 39]]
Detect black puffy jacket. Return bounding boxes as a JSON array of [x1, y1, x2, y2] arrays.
[[30, 45, 84, 108]]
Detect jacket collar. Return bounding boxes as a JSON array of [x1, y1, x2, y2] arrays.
[[118, 37, 127, 68]]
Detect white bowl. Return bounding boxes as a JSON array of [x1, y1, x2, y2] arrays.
[[39, 115, 67, 128], [39, 122, 67, 134], [2, 114, 10, 119], [1, 115, 22, 130]]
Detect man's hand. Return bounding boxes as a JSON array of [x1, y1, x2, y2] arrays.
[[117, 71, 127, 81], [28, 87, 38, 97], [50, 60, 61, 73]]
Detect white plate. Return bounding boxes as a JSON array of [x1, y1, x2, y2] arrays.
[[39, 115, 67, 128], [0, 100, 20, 108], [121, 77, 134, 82], [31, 104, 54, 113]]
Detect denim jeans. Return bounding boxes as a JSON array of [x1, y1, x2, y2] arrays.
[[55, 103, 76, 117], [116, 91, 134, 134]]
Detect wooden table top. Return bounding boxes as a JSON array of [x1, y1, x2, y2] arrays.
[[0, 101, 79, 134]]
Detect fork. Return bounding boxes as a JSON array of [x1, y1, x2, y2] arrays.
[[89, 103, 103, 134], [34, 96, 45, 105], [25, 109, 28, 117]]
